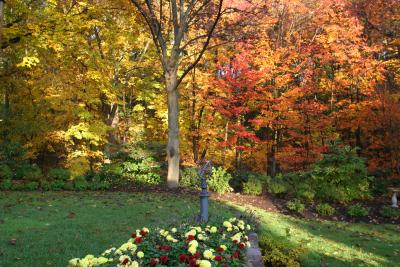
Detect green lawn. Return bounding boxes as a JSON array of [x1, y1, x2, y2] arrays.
[[0, 192, 399, 267]]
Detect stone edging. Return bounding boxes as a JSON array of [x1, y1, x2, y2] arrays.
[[246, 233, 263, 267]]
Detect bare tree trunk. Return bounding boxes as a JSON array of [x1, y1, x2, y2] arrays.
[[165, 65, 179, 188]]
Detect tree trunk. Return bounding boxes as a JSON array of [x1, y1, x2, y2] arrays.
[[165, 66, 180, 188]]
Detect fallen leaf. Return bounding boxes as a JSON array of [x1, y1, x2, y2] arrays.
[[66, 212, 76, 219]]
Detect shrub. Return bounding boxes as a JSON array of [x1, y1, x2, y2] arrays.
[[74, 177, 90, 191], [266, 174, 288, 195], [207, 167, 233, 193], [50, 180, 66, 191], [41, 180, 51, 191], [379, 206, 400, 219], [259, 234, 304, 267], [286, 200, 305, 213], [48, 168, 71, 181], [88, 181, 110, 190], [63, 182, 74, 191], [69, 217, 252, 267], [0, 179, 12, 190], [24, 181, 39, 191], [15, 164, 42, 181], [347, 204, 369, 218], [308, 143, 372, 203], [11, 182, 26, 191], [0, 164, 13, 180], [315, 203, 335, 216], [179, 167, 200, 189], [243, 174, 264, 195]]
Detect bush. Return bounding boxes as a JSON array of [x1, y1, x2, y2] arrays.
[[24, 181, 39, 191], [63, 182, 74, 190], [266, 174, 288, 195], [379, 206, 400, 219], [41, 180, 51, 191], [0, 179, 12, 190], [0, 164, 13, 180], [207, 167, 233, 193], [179, 167, 200, 189], [243, 174, 264, 195], [15, 164, 42, 181], [74, 177, 90, 191], [50, 180, 66, 191], [48, 168, 71, 181], [259, 234, 304, 267], [315, 203, 335, 216], [347, 204, 369, 217], [69, 217, 252, 267], [286, 200, 305, 213], [308, 143, 372, 203]]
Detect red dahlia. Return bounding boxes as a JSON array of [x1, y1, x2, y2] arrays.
[[178, 254, 187, 263], [140, 230, 148, 236], [217, 247, 225, 252], [239, 243, 246, 249], [194, 252, 201, 259], [233, 240, 238, 244], [149, 258, 158, 265], [215, 255, 222, 262], [131, 233, 136, 238], [134, 237, 142, 244], [160, 255, 169, 263], [233, 251, 240, 258], [187, 235, 195, 241]]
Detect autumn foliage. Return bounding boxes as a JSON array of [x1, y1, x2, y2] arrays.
[[1, 0, 399, 182]]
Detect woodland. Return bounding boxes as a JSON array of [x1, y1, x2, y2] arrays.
[[0, 0, 400, 266]]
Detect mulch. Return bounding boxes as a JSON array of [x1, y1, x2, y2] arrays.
[[114, 185, 399, 225]]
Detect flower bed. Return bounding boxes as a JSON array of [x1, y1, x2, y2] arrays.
[[69, 218, 252, 267]]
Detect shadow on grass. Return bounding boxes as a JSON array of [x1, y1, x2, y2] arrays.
[[0, 191, 398, 267]]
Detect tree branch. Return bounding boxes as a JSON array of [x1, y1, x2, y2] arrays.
[[177, 0, 224, 86]]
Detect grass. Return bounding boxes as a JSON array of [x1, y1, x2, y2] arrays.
[[0, 191, 399, 267]]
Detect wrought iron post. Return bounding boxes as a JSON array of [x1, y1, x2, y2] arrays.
[[197, 160, 212, 222]]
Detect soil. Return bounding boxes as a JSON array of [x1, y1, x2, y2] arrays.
[[118, 185, 400, 225]]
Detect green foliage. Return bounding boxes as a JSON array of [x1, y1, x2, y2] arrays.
[[48, 168, 71, 181], [24, 181, 39, 191], [40, 181, 51, 191], [286, 200, 305, 213], [207, 167, 233, 193], [259, 234, 304, 267], [347, 204, 369, 218], [0, 142, 26, 166], [315, 203, 335, 216], [0, 164, 13, 180], [15, 164, 42, 181], [12, 181, 39, 191], [243, 174, 265, 195], [309, 144, 372, 203], [49, 180, 66, 191], [73, 177, 90, 191], [266, 174, 288, 195], [265, 144, 372, 204], [91, 144, 163, 187], [179, 167, 200, 189], [379, 206, 400, 218], [0, 179, 12, 190]]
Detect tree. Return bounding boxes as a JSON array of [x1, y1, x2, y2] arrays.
[[129, 0, 223, 188]]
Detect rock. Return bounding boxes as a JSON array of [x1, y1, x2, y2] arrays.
[[246, 233, 263, 267]]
